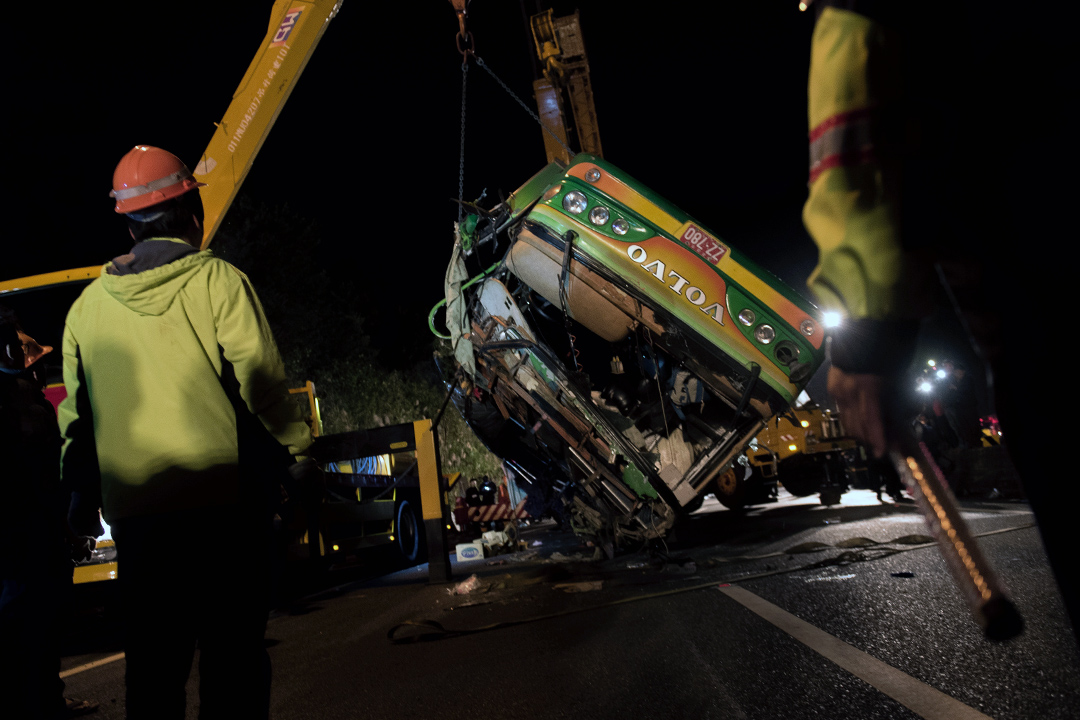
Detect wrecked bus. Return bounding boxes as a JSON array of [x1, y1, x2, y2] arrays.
[[436, 154, 826, 552]]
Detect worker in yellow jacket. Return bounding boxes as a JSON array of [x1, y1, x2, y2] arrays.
[[802, 2, 920, 456], [59, 145, 312, 719], [802, 1, 1075, 643]]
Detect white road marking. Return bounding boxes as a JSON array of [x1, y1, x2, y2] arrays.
[[718, 585, 994, 720], [59, 652, 125, 678]]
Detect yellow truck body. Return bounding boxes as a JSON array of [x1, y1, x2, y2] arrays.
[[748, 406, 858, 475]]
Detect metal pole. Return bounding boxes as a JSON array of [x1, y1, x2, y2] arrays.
[[415, 419, 453, 584]]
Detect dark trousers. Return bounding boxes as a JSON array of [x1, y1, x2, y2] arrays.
[[111, 505, 273, 720], [0, 566, 69, 719]]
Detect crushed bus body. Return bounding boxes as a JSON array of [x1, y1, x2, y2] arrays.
[[438, 154, 826, 552]]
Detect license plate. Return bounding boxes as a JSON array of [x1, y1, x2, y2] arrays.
[[679, 223, 727, 264]]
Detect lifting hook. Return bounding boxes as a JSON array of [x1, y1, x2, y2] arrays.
[[448, 0, 474, 61]]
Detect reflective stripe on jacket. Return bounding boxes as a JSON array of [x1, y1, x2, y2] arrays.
[[802, 6, 903, 322]]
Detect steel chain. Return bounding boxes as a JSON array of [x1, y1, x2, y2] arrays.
[[458, 61, 469, 225], [474, 55, 574, 158]]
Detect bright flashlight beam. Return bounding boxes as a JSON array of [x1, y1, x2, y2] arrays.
[[821, 311, 843, 329], [919, 382, 933, 393]]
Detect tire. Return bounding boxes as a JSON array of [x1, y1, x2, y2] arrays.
[[817, 460, 846, 506], [819, 489, 843, 506], [395, 499, 427, 564], [715, 466, 747, 510], [777, 456, 826, 497]]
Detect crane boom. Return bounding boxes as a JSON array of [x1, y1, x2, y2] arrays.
[[196, 0, 343, 249], [530, 9, 602, 165], [0, 0, 342, 295]]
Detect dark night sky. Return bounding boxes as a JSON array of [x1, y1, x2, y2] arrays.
[[8, 1, 1069, 406], [8, 2, 819, 300]]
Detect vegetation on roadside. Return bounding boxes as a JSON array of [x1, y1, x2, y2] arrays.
[[213, 194, 502, 480]]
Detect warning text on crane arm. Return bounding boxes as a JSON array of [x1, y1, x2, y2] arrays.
[[226, 8, 303, 154]]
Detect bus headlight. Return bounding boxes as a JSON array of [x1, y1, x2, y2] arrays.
[[754, 324, 775, 344], [563, 191, 587, 215]]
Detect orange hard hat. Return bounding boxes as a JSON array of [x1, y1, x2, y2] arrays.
[[109, 145, 206, 215], [17, 330, 52, 368]]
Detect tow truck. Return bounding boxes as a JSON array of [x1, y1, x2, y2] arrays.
[[736, 404, 867, 509]]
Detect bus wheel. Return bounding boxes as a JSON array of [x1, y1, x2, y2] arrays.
[[395, 500, 427, 563], [715, 466, 746, 510]]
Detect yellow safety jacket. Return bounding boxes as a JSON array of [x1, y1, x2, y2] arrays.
[[804, 6, 903, 322], [802, 5, 927, 373], [59, 238, 311, 521]]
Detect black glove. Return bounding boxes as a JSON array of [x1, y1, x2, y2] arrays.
[[288, 456, 320, 482], [70, 536, 97, 563], [68, 491, 105, 538], [288, 456, 324, 500]]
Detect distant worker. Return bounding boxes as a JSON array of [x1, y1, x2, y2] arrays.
[[465, 478, 482, 507], [912, 414, 946, 462], [464, 479, 483, 533], [0, 306, 98, 718], [59, 145, 313, 719], [801, 3, 1073, 640], [939, 362, 980, 449], [479, 475, 497, 506]]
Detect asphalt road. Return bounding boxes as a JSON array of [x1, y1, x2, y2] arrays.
[[59, 490, 1079, 719]]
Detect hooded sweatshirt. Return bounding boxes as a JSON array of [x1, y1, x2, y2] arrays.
[[58, 237, 311, 522]]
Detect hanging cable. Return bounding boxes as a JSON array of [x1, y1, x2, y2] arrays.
[[458, 61, 469, 225], [449, 1, 574, 226], [449, 1, 474, 225], [474, 55, 574, 159], [644, 327, 671, 440]]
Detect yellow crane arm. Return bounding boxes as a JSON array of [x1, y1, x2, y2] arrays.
[[196, 0, 343, 249], [2, 1, 342, 294], [0, 266, 103, 295], [528, 9, 602, 166]]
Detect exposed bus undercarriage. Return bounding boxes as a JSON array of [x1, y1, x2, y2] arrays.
[[441, 156, 825, 552]]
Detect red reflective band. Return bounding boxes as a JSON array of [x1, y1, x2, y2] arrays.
[[808, 107, 878, 184], [808, 106, 876, 142], [808, 147, 878, 184]]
